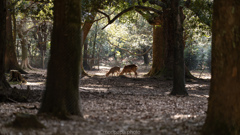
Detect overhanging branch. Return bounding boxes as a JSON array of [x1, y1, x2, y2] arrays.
[[101, 6, 162, 29]]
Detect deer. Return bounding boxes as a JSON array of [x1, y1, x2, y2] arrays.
[[106, 66, 120, 77], [119, 64, 138, 78]]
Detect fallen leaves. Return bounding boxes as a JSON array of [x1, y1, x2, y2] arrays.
[[0, 69, 210, 135]]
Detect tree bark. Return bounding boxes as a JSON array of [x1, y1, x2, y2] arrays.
[[80, 11, 97, 76], [0, 0, 11, 89], [146, 2, 194, 79], [147, 25, 165, 76], [90, 22, 98, 69], [170, 1, 187, 95], [17, 19, 32, 70], [143, 47, 149, 65], [39, 0, 83, 118], [5, 2, 26, 74], [203, 0, 240, 134], [83, 42, 90, 70]]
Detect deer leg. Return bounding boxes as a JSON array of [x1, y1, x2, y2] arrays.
[[134, 71, 137, 78]]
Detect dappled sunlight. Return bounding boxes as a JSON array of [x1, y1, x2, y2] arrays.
[[80, 86, 108, 92], [191, 70, 211, 79], [171, 114, 197, 119], [26, 82, 45, 86]]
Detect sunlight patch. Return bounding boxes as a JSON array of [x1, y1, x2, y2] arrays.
[[80, 87, 108, 92], [26, 82, 44, 85], [171, 114, 197, 119]]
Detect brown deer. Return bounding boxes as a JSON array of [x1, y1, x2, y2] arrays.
[[106, 66, 120, 77], [119, 64, 138, 78]]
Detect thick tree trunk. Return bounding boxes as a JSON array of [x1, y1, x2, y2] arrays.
[[39, 0, 83, 118], [170, 1, 187, 95], [147, 25, 165, 76], [0, 0, 11, 89], [147, 3, 194, 80], [5, 4, 26, 74], [203, 1, 240, 134]]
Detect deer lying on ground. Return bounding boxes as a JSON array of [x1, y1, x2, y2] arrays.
[[106, 66, 120, 77], [119, 64, 138, 78]]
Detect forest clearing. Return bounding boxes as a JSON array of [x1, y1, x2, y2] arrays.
[[1, 0, 240, 134], [0, 66, 210, 135]]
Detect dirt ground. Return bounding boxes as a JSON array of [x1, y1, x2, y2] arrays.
[[0, 66, 210, 135]]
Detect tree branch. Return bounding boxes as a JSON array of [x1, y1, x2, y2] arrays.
[[96, 9, 110, 23], [107, 39, 152, 56], [102, 6, 162, 29]]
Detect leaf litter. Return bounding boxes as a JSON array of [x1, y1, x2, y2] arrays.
[[0, 68, 210, 135]]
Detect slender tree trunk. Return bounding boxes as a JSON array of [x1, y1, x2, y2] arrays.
[[80, 11, 96, 76], [203, 1, 240, 134], [39, 0, 83, 118], [0, 0, 11, 89], [91, 22, 98, 69], [17, 19, 32, 70], [143, 47, 149, 65], [83, 42, 90, 70]]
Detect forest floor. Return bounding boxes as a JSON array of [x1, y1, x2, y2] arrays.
[[0, 65, 210, 135]]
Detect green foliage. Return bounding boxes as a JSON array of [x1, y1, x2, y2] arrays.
[[12, 0, 53, 20], [184, 36, 211, 70], [187, 0, 213, 27], [86, 11, 152, 64]]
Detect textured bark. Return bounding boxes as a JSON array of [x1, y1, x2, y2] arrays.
[[0, 0, 11, 89], [147, 1, 194, 79], [18, 20, 32, 70], [203, 1, 240, 134], [39, 0, 83, 118], [170, 1, 187, 95], [147, 25, 165, 76]]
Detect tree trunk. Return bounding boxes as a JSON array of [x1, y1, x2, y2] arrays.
[[5, 3, 26, 74], [91, 22, 98, 69], [80, 11, 96, 76], [143, 47, 149, 65], [203, 1, 240, 134], [20, 38, 32, 70], [170, 1, 187, 95], [147, 3, 194, 79], [17, 19, 32, 70], [83, 42, 90, 70], [39, 0, 83, 118], [12, 7, 17, 48], [0, 0, 11, 89], [147, 25, 165, 76]]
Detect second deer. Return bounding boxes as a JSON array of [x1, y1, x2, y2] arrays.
[[119, 64, 138, 78], [106, 66, 120, 77]]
